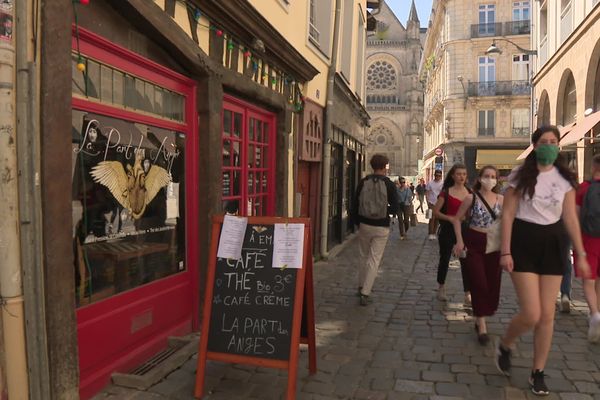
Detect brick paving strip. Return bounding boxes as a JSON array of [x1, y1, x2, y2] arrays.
[[95, 215, 600, 400]]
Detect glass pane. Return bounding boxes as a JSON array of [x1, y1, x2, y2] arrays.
[[124, 74, 136, 109], [71, 112, 186, 307], [233, 113, 242, 137], [254, 146, 261, 168], [262, 145, 268, 167], [144, 82, 154, 113], [248, 172, 254, 194], [232, 141, 240, 167], [223, 110, 232, 136], [113, 70, 124, 106], [256, 120, 263, 142], [248, 144, 255, 167], [72, 55, 86, 96], [262, 173, 268, 193], [223, 139, 231, 166], [100, 65, 112, 102], [233, 171, 241, 196], [86, 59, 100, 99], [263, 123, 269, 143], [249, 118, 255, 140], [254, 197, 262, 216], [222, 171, 231, 196]]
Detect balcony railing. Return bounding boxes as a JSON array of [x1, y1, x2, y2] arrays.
[[505, 20, 531, 35], [471, 23, 502, 38], [478, 128, 495, 137], [512, 127, 530, 137], [467, 80, 531, 97]]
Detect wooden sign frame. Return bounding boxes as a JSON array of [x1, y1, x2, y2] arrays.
[[194, 216, 316, 400]]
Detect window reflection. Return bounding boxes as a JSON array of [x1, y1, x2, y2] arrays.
[[71, 110, 186, 307]]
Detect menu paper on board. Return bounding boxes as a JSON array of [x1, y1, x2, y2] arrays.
[[217, 215, 248, 260], [273, 223, 305, 269]]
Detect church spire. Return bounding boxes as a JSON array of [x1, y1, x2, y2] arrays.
[[408, 0, 419, 23]]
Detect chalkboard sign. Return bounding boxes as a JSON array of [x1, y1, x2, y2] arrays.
[[207, 223, 298, 360], [195, 216, 316, 400]]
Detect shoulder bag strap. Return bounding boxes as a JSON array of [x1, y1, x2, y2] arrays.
[[475, 191, 497, 220]]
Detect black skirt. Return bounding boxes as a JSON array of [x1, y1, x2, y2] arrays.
[[511, 219, 569, 276]]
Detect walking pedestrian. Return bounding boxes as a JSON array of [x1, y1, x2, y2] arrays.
[[416, 179, 426, 214], [409, 182, 415, 194], [559, 242, 573, 313], [451, 165, 503, 345], [351, 154, 399, 306], [495, 126, 591, 396], [574, 153, 600, 342], [433, 164, 472, 303], [396, 177, 413, 240], [426, 170, 444, 240]]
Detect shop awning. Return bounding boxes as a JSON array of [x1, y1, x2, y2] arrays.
[[560, 111, 600, 147], [476, 149, 524, 170], [516, 122, 577, 160]]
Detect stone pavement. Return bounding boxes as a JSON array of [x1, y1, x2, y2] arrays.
[[95, 215, 600, 400]]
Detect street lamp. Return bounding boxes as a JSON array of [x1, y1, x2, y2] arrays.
[[485, 39, 537, 56]]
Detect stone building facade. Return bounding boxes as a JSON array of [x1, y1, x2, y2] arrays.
[[531, 0, 600, 181], [420, 0, 532, 181], [365, 0, 424, 179]]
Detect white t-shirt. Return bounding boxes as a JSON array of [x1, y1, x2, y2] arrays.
[[508, 166, 573, 225], [425, 179, 444, 204]]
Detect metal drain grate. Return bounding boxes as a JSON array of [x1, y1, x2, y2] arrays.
[[129, 341, 186, 376]]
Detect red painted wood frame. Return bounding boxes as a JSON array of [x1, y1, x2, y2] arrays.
[[194, 216, 316, 400], [71, 28, 199, 399], [222, 95, 276, 216]]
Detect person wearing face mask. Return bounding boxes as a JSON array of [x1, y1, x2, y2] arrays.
[[433, 164, 472, 304], [494, 126, 591, 396], [451, 166, 503, 346]]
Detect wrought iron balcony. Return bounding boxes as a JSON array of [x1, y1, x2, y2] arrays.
[[467, 80, 531, 97], [471, 23, 502, 38], [505, 20, 531, 35], [512, 127, 530, 137]]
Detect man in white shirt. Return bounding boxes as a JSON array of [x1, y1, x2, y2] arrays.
[[425, 170, 444, 240]]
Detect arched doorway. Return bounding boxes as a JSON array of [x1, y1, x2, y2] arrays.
[[537, 89, 551, 127], [556, 69, 577, 126]]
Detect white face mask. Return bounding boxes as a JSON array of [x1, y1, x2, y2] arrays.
[[480, 178, 497, 190]]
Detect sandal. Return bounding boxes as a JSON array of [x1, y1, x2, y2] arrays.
[[475, 323, 490, 346]]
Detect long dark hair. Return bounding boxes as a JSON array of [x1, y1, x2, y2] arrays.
[[442, 163, 468, 191], [473, 165, 500, 193], [514, 125, 577, 198]]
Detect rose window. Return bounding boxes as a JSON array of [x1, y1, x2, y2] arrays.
[[367, 61, 397, 90]]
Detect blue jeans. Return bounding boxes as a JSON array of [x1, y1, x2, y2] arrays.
[[561, 243, 573, 299]]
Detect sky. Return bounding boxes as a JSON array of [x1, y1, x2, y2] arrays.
[[387, 0, 433, 28]]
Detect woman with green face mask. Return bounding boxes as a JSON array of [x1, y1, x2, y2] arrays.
[[494, 125, 591, 396]]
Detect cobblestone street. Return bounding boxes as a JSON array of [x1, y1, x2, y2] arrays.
[[97, 216, 600, 400]]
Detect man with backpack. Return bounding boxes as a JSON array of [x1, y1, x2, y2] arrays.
[[351, 154, 399, 306], [575, 154, 600, 342]]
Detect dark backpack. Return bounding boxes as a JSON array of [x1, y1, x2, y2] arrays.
[[581, 180, 600, 237], [358, 175, 389, 219]]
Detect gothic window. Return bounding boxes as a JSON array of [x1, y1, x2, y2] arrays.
[[368, 125, 394, 145], [367, 60, 397, 90]]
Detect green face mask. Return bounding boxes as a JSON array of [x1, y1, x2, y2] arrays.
[[535, 144, 559, 166]]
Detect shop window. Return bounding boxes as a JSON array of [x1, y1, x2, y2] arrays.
[[222, 101, 275, 216], [72, 53, 185, 122], [71, 111, 186, 306]]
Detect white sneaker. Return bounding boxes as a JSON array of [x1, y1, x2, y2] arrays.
[[428, 234, 437, 240], [588, 313, 600, 343], [437, 286, 448, 301], [560, 294, 571, 314]]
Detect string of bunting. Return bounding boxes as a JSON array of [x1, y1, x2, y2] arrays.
[[71, 0, 305, 112], [177, 0, 306, 112]]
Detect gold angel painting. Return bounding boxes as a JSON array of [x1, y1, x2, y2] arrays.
[[90, 153, 171, 219]]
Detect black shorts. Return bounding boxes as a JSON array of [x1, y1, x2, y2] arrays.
[[511, 219, 569, 276]]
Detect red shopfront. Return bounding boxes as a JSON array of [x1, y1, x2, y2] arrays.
[[71, 29, 198, 398]]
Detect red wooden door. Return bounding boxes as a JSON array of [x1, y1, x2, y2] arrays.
[[298, 162, 311, 218]]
